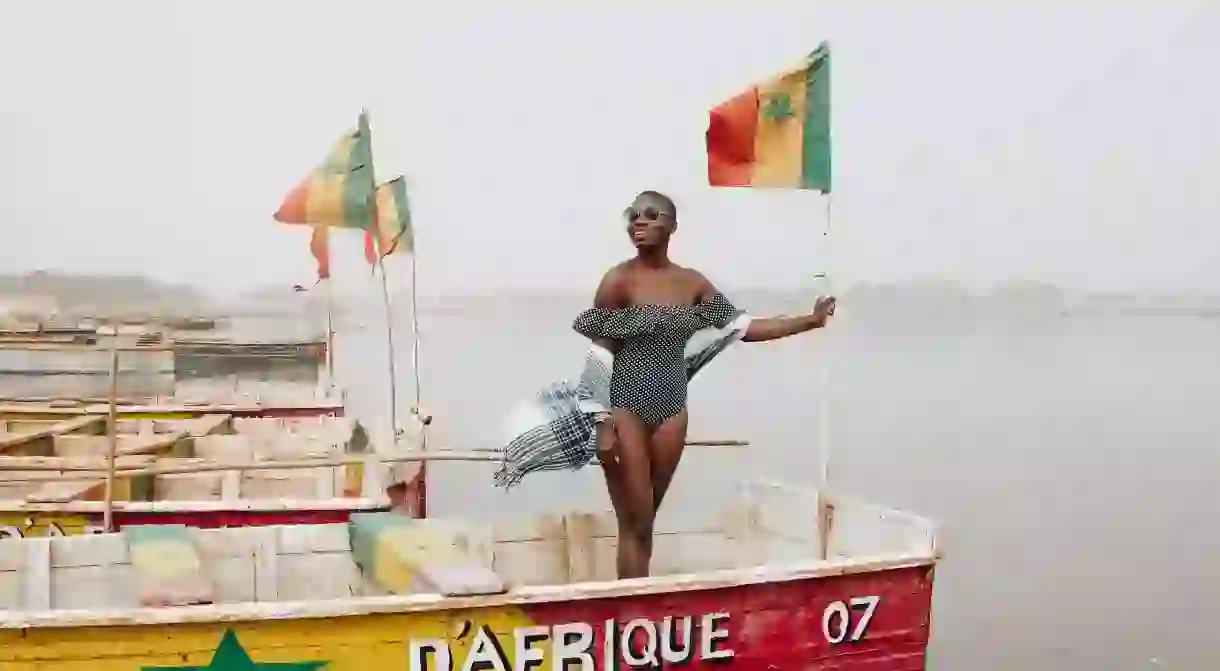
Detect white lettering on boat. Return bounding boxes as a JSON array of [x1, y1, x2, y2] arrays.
[[407, 612, 733, 670], [821, 595, 881, 644]]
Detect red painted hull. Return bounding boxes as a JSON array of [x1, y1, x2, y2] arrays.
[[515, 564, 936, 670], [112, 508, 374, 529]]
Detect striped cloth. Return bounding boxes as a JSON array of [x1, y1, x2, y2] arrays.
[[493, 313, 752, 488]]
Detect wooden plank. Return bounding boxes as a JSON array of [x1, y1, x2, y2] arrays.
[[0, 416, 106, 456], [51, 430, 190, 458], [21, 537, 51, 610], [124, 524, 214, 606], [348, 512, 504, 597]]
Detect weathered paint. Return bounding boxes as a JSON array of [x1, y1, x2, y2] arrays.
[[125, 524, 204, 583], [0, 467, 425, 535], [115, 405, 343, 420], [0, 509, 385, 538], [0, 565, 934, 669], [0, 512, 98, 538], [0, 403, 345, 422]]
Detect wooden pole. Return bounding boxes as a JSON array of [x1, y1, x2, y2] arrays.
[[0, 439, 751, 478], [102, 328, 120, 532]]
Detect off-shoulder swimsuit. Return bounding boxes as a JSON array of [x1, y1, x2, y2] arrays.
[[572, 292, 741, 427]]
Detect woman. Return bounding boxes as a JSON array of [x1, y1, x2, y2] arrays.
[[573, 189, 837, 578]]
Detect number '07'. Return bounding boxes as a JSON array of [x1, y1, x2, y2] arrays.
[[820, 596, 880, 644]]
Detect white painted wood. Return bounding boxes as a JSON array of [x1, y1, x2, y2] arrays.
[[253, 527, 279, 602], [21, 537, 51, 610], [0, 479, 940, 627]]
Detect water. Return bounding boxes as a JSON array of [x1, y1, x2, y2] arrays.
[[326, 293, 1220, 670]]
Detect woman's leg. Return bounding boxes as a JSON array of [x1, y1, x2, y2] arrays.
[[648, 409, 689, 512], [600, 409, 655, 578]]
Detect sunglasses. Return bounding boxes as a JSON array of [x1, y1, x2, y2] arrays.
[[623, 206, 673, 223]]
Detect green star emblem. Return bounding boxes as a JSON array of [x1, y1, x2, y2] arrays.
[[763, 92, 794, 120], [142, 630, 327, 670]]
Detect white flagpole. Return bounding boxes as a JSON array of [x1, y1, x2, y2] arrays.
[[324, 280, 336, 390], [376, 257, 400, 445], [408, 253, 424, 448], [818, 196, 834, 492]]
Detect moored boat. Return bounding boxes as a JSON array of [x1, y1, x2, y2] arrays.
[[0, 407, 430, 535], [0, 480, 940, 669], [0, 341, 175, 375]]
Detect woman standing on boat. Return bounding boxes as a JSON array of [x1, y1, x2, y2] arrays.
[[572, 190, 837, 578]]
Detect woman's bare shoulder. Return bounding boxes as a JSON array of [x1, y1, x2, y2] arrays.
[[675, 265, 715, 295]]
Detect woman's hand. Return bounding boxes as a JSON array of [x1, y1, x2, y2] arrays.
[[595, 414, 619, 464], [810, 295, 837, 327]]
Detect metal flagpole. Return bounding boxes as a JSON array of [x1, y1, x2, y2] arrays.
[[817, 196, 834, 492], [408, 254, 424, 447], [375, 257, 400, 445], [324, 280, 336, 390]]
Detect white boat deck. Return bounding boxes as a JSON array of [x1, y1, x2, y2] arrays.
[[0, 480, 938, 628], [0, 415, 414, 506]]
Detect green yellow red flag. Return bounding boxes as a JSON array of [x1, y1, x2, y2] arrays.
[[373, 176, 413, 257], [362, 176, 413, 264], [707, 42, 831, 192], [274, 111, 377, 229]]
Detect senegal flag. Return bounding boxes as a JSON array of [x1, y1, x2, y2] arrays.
[[274, 111, 377, 229], [707, 42, 831, 193], [363, 176, 413, 264]]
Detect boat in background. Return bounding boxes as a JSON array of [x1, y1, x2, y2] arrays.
[[0, 390, 431, 533], [0, 479, 940, 669]]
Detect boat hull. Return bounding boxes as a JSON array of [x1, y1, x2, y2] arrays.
[[0, 563, 934, 669], [0, 507, 383, 538], [0, 401, 345, 421]]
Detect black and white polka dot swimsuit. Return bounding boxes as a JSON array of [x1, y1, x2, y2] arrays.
[[573, 292, 742, 427]]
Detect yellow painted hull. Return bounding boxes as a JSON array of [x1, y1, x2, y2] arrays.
[[0, 613, 432, 669]]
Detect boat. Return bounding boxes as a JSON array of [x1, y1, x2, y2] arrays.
[[173, 337, 327, 379], [0, 479, 940, 669], [0, 341, 175, 375], [0, 398, 431, 535]]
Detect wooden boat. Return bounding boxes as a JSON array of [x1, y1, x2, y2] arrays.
[[0, 405, 430, 536], [0, 480, 940, 669], [0, 392, 346, 421], [0, 341, 175, 375]]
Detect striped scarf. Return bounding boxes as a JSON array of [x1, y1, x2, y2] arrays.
[[493, 314, 752, 488]]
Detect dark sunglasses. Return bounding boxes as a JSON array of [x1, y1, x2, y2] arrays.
[[623, 206, 673, 223]]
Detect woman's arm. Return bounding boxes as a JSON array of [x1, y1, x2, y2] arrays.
[[741, 309, 831, 342], [590, 267, 627, 354], [692, 271, 835, 343]]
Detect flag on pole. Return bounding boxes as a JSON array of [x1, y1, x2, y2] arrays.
[[373, 176, 413, 257], [707, 42, 831, 192], [309, 226, 330, 280], [363, 229, 378, 266], [274, 111, 377, 229], [362, 176, 412, 264]]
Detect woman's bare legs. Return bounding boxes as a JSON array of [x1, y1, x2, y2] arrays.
[[600, 409, 690, 579], [600, 409, 655, 578], [648, 409, 689, 511]]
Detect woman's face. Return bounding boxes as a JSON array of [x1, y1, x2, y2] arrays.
[[623, 194, 675, 249]]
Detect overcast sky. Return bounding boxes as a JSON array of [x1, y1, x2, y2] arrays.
[[1, 2, 1217, 297]]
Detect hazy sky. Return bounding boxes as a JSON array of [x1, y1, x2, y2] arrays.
[[1, 2, 1217, 297]]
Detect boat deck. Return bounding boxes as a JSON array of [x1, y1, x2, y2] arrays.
[[0, 480, 936, 618]]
